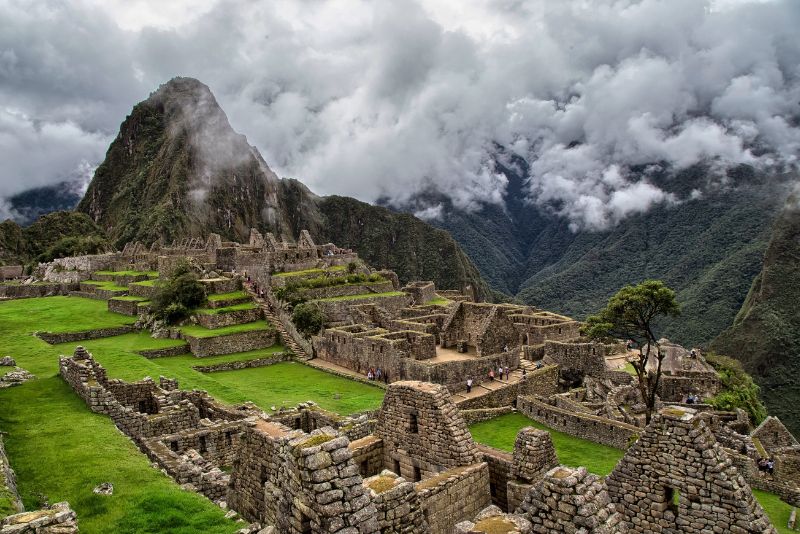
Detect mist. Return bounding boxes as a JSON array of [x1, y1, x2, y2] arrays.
[[0, 0, 798, 229]]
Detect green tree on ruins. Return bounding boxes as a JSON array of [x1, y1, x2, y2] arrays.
[[584, 280, 680, 424], [151, 260, 207, 324], [291, 302, 326, 338]]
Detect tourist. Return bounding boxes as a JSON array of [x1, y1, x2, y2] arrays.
[[488, 369, 495, 381], [466, 378, 473, 393], [376, 368, 382, 381], [690, 349, 697, 359], [504, 366, 510, 380], [367, 369, 374, 380], [767, 459, 775, 475], [498, 365, 504, 380], [522, 369, 527, 378], [503, 344, 509, 353]]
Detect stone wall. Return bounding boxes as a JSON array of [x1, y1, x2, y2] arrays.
[[301, 281, 396, 300], [37, 325, 136, 345], [543, 339, 618, 378], [0, 436, 23, 515], [657, 372, 721, 402], [137, 345, 190, 358], [455, 365, 559, 411], [461, 407, 515, 425], [108, 298, 145, 316], [364, 471, 429, 533], [227, 422, 380, 533], [375, 381, 481, 481], [476, 445, 513, 510], [518, 465, 619, 532], [517, 395, 637, 450], [0, 502, 78, 533], [194, 307, 262, 329], [127, 283, 158, 299], [349, 436, 385, 479], [606, 406, 777, 533], [405, 351, 520, 394], [402, 281, 436, 305], [415, 462, 491, 534], [0, 265, 23, 280], [313, 293, 413, 324], [191, 352, 292, 373], [185, 329, 276, 358], [752, 416, 799, 451], [0, 282, 78, 299]]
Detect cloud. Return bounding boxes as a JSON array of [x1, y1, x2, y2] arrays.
[[0, 0, 798, 229]]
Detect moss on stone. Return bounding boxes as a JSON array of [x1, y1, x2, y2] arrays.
[[473, 516, 518, 534], [297, 434, 333, 449]]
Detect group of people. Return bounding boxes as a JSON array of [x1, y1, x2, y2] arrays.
[[757, 457, 776, 475], [366, 367, 388, 383], [685, 393, 701, 404], [487, 365, 512, 381]]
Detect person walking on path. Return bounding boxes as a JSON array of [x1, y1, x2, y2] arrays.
[[504, 366, 510, 380], [497, 365, 504, 381], [466, 378, 473, 393], [488, 369, 495, 381]]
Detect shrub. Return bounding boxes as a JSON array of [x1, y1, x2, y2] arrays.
[[151, 260, 206, 324], [705, 352, 768, 425], [291, 302, 326, 338], [347, 261, 358, 274]]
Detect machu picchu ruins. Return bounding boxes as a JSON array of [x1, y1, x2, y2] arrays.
[[1, 228, 798, 534]]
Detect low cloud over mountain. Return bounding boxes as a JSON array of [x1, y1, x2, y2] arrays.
[[1, 0, 798, 228]]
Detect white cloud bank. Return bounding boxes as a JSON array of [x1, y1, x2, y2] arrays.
[[0, 0, 797, 229]]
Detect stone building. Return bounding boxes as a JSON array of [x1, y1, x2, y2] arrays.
[[606, 406, 777, 533]]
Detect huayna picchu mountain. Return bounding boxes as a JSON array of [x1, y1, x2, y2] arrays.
[[76, 77, 490, 299]]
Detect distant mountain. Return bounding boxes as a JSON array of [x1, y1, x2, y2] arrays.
[[416, 155, 781, 348], [0, 211, 105, 266], [712, 200, 800, 434], [6, 181, 83, 226], [75, 77, 489, 298]]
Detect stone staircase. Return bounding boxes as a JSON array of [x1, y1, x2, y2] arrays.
[[245, 285, 310, 359], [451, 358, 537, 404]]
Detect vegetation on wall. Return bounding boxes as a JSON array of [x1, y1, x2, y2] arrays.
[[273, 272, 385, 307], [291, 302, 326, 338], [151, 261, 206, 324], [705, 352, 768, 425]]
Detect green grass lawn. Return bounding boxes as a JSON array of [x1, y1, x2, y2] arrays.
[[206, 291, 248, 302], [195, 303, 257, 315], [129, 280, 158, 287], [469, 412, 625, 476], [426, 296, 451, 306], [753, 489, 796, 534], [0, 297, 237, 533], [312, 291, 406, 303], [94, 270, 159, 278], [110, 296, 149, 302], [180, 321, 272, 338], [272, 265, 346, 278], [82, 280, 129, 291]]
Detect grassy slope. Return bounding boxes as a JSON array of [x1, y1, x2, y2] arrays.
[[0, 298, 236, 533], [179, 321, 272, 338], [469, 412, 623, 476], [312, 291, 405, 303]]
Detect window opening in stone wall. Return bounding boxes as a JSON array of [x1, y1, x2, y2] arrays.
[[664, 486, 679, 515], [300, 512, 312, 534], [260, 465, 269, 486], [409, 413, 418, 433], [225, 431, 233, 446], [393, 459, 401, 475], [170, 441, 178, 452], [361, 460, 369, 476], [413, 465, 422, 482], [138, 400, 147, 413], [199, 435, 207, 454]]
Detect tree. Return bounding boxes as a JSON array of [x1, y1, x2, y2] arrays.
[[584, 280, 680, 424], [151, 260, 206, 324], [291, 302, 326, 338]]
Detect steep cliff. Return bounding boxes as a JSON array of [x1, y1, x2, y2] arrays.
[[712, 199, 800, 433]]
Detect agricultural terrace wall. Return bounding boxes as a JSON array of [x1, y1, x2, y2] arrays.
[[199, 277, 239, 294], [128, 282, 158, 298], [0, 282, 79, 299], [137, 345, 190, 358], [517, 395, 638, 449], [185, 329, 276, 358], [298, 281, 396, 300], [194, 307, 262, 329], [415, 463, 491, 534], [37, 325, 136, 344], [108, 298, 145, 316], [191, 352, 292, 373], [313, 293, 412, 323]]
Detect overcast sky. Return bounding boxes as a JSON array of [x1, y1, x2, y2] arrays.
[[0, 0, 797, 228]]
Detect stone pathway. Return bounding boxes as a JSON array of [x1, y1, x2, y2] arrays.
[[451, 359, 536, 404]]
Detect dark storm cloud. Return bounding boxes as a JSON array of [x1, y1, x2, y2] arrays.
[[0, 0, 798, 228]]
